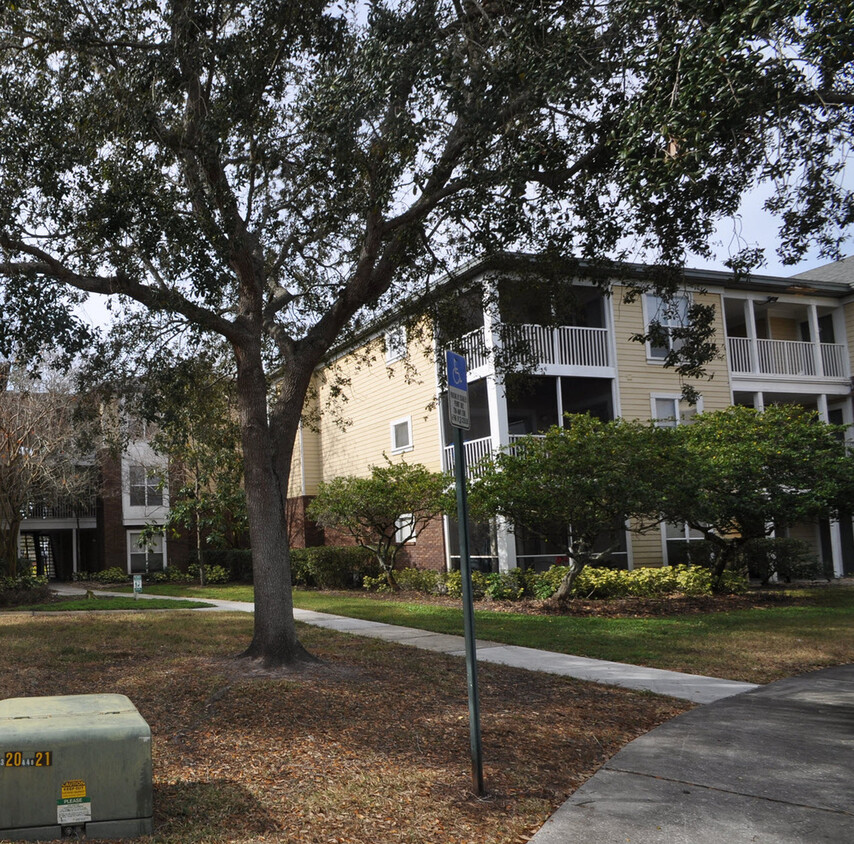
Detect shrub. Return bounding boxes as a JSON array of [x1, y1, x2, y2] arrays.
[[0, 573, 50, 607], [291, 546, 380, 589], [395, 567, 444, 593], [368, 562, 747, 601], [200, 549, 253, 582], [482, 570, 526, 601], [742, 537, 823, 584], [75, 567, 129, 584]]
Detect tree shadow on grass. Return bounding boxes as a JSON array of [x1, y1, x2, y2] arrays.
[[153, 780, 280, 839]]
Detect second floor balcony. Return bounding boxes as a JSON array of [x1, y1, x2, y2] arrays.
[[456, 324, 612, 377], [21, 498, 98, 521], [727, 337, 848, 381]]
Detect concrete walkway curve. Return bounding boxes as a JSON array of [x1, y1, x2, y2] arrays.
[[529, 664, 854, 843]]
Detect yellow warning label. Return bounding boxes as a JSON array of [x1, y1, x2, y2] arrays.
[[61, 780, 87, 800]]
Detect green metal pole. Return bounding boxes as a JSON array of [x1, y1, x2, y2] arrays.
[[453, 425, 485, 796]]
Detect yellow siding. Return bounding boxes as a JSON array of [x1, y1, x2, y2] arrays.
[[611, 286, 732, 420], [844, 302, 854, 377], [787, 523, 822, 559], [307, 330, 441, 490], [630, 527, 666, 568], [767, 316, 799, 342]]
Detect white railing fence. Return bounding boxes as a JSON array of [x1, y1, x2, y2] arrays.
[[442, 435, 494, 477], [727, 337, 847, 379]]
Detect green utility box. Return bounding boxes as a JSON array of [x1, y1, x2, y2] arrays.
[[0, 694, 152, 841]]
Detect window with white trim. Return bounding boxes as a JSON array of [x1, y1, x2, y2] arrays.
[[651, 394, 701, 428], [663, 521, 706, 565], [390, 416, 413, 453], [384, 325, 407, 364], [128, 464, 163, 507], [128, 530, 165, 573], [394, 513, 416, 544], [644, 293, 690, 361]]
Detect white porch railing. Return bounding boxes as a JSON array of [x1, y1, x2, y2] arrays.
[[501, 324, 611, 368], [727, 337, 848, 379], [454, 328, 489, 370], [442, 435, 493, 477], [448, 324, 611, 372], [22, 500, 98, 520]]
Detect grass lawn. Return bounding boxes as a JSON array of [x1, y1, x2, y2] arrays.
[[0, 611, 685, 844], [127, 582, 854, 684], [3, 595, 214, 612]]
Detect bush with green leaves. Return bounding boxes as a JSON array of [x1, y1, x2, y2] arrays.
[[394, 567, 444, 593], [0, 572, 50, 607], [199, 549, 253, 582], [366, 563, 747, 601], [741, 537, 824, 584], [74, 567, 129, 584], [291, 546, 380, 589]]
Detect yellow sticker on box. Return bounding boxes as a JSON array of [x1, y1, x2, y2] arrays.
[[61, 779, 87, 799]]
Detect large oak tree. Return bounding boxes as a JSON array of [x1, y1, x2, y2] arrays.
[[0, 1, 851, 664]]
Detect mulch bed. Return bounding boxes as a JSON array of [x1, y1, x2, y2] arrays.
[[0, 612, 687, 844], [348, 587, 805, 618]]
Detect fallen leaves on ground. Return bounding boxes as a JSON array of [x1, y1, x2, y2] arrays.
[[0, 612, 687, 843]]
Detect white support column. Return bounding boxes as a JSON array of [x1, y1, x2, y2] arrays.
[[482, 278, 517, 571], [753, 391, 765, 412], [808, 304, 825, 377], [745, 299, 760, 374], [816, 396, 844, 577]]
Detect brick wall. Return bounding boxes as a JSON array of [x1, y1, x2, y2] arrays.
[[98, 451, 126, 571], [286, 496, 325, 548]]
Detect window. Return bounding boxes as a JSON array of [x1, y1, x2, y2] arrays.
[[128, 464, 163, 507], [394, 514, 416, 544], [644, 293, 689, 360], [651, 395, 701, 428], [663, 521, 705, 565], [128, 531, 165, 573], [384, 325, 407, 363], [390, 416, 413, 453]]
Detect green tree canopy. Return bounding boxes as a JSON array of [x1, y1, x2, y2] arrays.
[[660, 405, 853, 583], [470, 414, 671, 598], [308, 461, 450, 590], [0, 1, 850, 663]]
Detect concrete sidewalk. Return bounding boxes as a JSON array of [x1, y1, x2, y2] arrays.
[[50, 584, 755, 704], [529, 664, 854, 843]]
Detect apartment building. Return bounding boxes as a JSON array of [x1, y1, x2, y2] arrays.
[[288, 254, 854, 578], [17, 434, 188, 579]]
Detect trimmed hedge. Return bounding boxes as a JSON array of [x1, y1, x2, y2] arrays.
[[366, 564, 748, 600]]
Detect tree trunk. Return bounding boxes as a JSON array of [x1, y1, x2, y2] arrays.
[[553, 555, 585, 602], [1, 517, 22, 577], [233, 342, 316, 667]]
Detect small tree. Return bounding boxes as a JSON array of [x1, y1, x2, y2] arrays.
[[0, 364, 97, 576], [308, 461, 450, 590], [661, 405, 851, 587], [470, 414, 669, 600]]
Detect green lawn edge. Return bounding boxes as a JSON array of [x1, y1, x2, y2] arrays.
[[100, 582, 854, 682]]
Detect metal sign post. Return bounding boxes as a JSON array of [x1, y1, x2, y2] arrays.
[[446, 351, 484, 796]]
